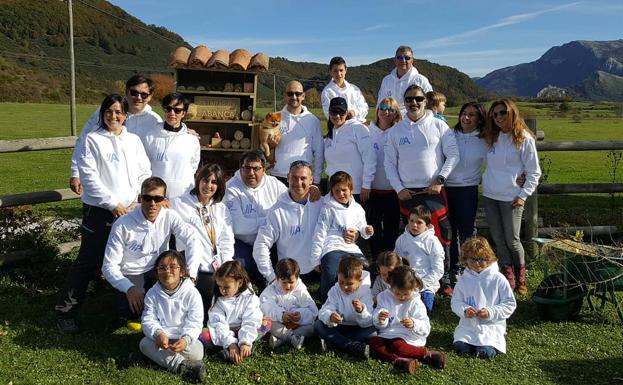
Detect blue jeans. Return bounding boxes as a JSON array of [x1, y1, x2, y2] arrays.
[[313, 320, 376, 350], [421, 290, 435, 314], [453, 341, 497, 359], [482, 197, 525, 267], [320, 250, 366, 303], [445, 186, 478, 276]]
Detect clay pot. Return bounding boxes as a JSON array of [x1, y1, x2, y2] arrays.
[[207, 50, 230, 69], [170, 46, 191, 67], [229, 49, 252, 70], [249, 53, 269, 71], [188, 45, 212, 67]]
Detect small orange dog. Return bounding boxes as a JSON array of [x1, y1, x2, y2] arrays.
[[259, 112, 282, 159]]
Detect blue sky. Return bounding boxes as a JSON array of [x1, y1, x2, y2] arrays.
[[108, 0, 622, 77]]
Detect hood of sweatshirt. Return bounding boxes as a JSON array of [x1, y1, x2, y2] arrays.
[[404, 225, 436, 240], [390, 66, 420, 80], [276, 190, 311, 207], [322, 192, 355, 211], [280, 104, 312, 119], [462, 261, 500, 281], [154, 277, 195, 300]]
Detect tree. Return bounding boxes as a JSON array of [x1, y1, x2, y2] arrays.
[[304, 87, 321, 108]]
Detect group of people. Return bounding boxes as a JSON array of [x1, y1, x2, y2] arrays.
[[53, 44, 541, 382]]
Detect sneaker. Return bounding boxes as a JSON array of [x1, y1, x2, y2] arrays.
[[289, 335, 305, 350], [348, 342, 370, 359], [218, 348, 230, 362], [178, 359, 206, 383], [423, 351, 447, 369], [319, 338, 328, 353], [126, 320, 142, 333], [269, 335, 285, 350], [57, 318, 79, 334], [393, 358, 419, 375]]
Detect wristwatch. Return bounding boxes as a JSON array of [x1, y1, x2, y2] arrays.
[[436, 175, 446, 185]]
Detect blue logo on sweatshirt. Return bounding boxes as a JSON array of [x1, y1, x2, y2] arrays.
[[373, 143, 380, 151], [289, 225, 302, 236], [465, 295, 477, 308], [156, 152, 168, 161], [337, 224, 347, 233], [399, 137, 411, 145], [242, 203, 256, 215], [128, 242, 143, 252], [106, 153, 119, 162]]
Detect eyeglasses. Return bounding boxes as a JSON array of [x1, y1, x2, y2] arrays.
[[164, 106, 185, 114], [396, 55, 412, 61], [493, 110, 508, 118], [329, 110, 347, 117], [286, 91, 304, 97], [141, 194, 166, 203], [404, 96, 425, 103], [379, 104, 396, 112], [128, 89, 151, 99], [290, 160, 311, 169], [468, 257, 489, 264], [157, 264, 181, 272], [241, 165, 263, 172]]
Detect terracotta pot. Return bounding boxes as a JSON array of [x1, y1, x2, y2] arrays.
[[207, 50, 230, 69], [249, 53, 269, 71], [170, 46, 191, 67], [229, 49, 252, 70], [188, 45, 212, 67]]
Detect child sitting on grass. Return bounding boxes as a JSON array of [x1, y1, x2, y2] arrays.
[[314, 256, 376, 359], [260, 258, 318, 350], [371, 266, 447, 374], [451, 236, 517, 359], [202, 261, 269, 365], [139, 250, 205, 383], [394, 205, 444, 314]]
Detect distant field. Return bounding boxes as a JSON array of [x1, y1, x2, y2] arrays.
[[1, 101, 622, 226]]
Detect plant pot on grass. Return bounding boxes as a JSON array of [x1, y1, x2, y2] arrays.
[[533, 273, 586, 321]]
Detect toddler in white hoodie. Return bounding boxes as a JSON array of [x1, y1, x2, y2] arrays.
[[371, 266, 447, 374], [260, 258, 318, 350], [451, 236, 516, 359], [203, 261, 268, 365], [394, 206, 444, 314], [140, 250, 205, 382]]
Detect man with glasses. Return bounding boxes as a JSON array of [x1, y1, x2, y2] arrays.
[[69, 75, 163, 194], [252, 160, 323, 283], [269, 81, 324, 187], [377, 45, 433, 116], [224, 150, 288, 286], [102, 177, 202, 325]]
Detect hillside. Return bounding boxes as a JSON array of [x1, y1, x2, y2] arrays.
[[0, 0, 482, 106], [476, 39, 623, 100]]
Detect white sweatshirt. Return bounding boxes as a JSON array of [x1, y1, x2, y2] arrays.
[[394, 227, 444, 293], [369, 122, 394, 190], [373, 288, 431, 346], [142, 279, 203, 344], [272, 105, 324, 181], [384, 110, 459, 192], [207, 288, 263, 348], [70, 104, 162, 178], [102, 207, 202, 293], [318, 270, 373, 327], [451, 263, 517, 353], [253, 192, 323, 281], [259, 278, 318, 325], [446, 130, 488, 187], [170, 192, 235, 274], [310, 194, 372, 267], [323, 119, 376, 194], [141, 122, 200, 200], [482, 132, 541, 202], [321, 79, 369, 122], [224, 172, 287, 245], [377, 67, 433, 116], [77, 127, 151, 211]]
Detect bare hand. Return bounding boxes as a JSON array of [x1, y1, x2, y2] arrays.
[[425, 183, 442, 195], [352, 299, 364, 313], [512, 197, 525, 207], [69, 177, 82, 195], [126, 286, 145, 315], [343, 228, 358, 244], [187, 128, 200, 138], [464, 307, 477, 318], [346, 110, 356, 120], [239, 344, 252, 359], [378, 310, 390, 322], [360, 188, 370, 203], [282, 312, 293, 324], [516, 173, 526, 187], [401, 318, 414, 329], [156, 332, 169, 349], [161, 199, 171, 209], [314, 265, 321, 273], [365, 225, 374, 236], [330, 312, 343, 324], [290, 312, 301, 322], [111, 203, 128, 218], [228, 343, 241, 364], [477, 308, 489, 319], [169, 338, 188, 352], [126, 202, 137, 212], [309, 185, 321, 202], [398, 189, 415, 201]]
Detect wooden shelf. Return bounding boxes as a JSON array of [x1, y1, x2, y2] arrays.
[[177, 89, 254, 97], [200, 147, 248, 152], [172, 66, 262, 75], [186, 119, 254, 125]]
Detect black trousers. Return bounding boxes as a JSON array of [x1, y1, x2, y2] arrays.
[[195, 271, 216, 325], [365, 190, 401, 258]]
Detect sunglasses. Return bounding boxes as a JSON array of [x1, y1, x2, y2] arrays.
[[128, 89, 151, 99], [329, 110, 347, 117], [379, 104, 396, 112], [396, 55, 412, 61], [164, 106, 185, 114], [286, 91, 304, 97], [493, 110, 508, 118], [141, 194, 166, 203], [241, 165, 263, 172], [404, 96, 425, 103], [469, 257, 489, 264]]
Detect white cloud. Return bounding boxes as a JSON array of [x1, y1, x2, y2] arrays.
[[185, 36, 315, 49], [364, 24, 390, 32]]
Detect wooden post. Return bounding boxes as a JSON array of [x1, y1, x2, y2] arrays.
[[68, 0, 77, 136], [523, 118, 538, 259]]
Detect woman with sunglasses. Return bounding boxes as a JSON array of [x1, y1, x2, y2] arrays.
[[56, 94, 152, 334], [482, 99, 541, 295], [171, 163, 234, 323], [323, 97, 376, 203], [367, 97, 403, 256], [141, 93, 200, 200], [444, 102, 489, 285]]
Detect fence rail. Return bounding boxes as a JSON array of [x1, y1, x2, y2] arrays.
[[0, 136, 77, 154]]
